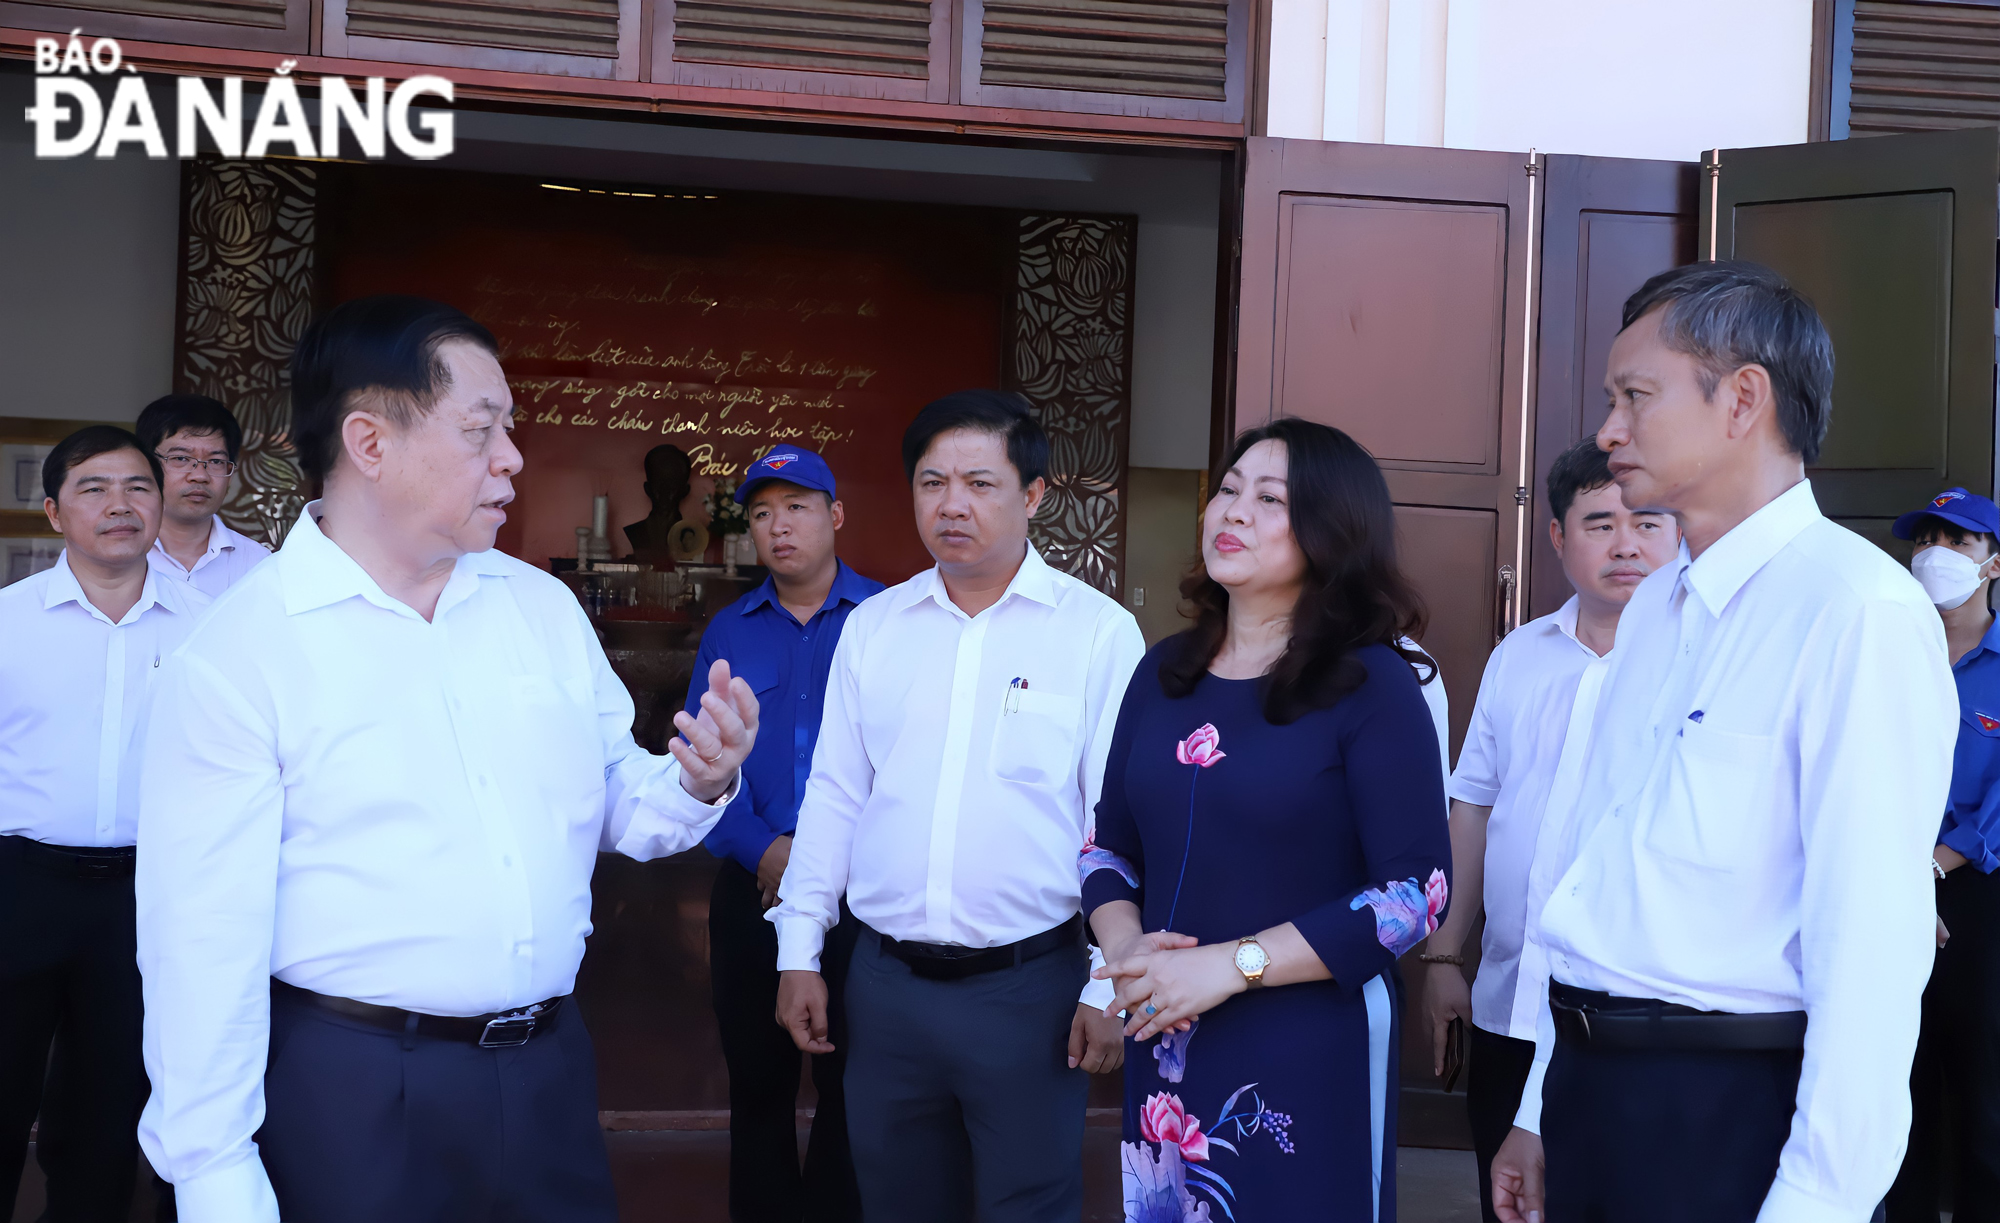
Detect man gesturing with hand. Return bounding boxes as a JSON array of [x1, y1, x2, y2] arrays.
[[136, 297, 757, 1223]]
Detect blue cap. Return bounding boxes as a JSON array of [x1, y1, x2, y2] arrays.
[[1893, 487, 2000, 539], [734, 447, 836, 504]]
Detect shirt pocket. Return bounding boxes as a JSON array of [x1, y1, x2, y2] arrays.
[[989, 689, 1084, 789], [1644, 722, 1777, 871]]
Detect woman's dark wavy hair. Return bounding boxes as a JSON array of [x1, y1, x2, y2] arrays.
[[1161, 418, 1433, 724]]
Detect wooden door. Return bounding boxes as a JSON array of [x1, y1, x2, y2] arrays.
[[1706, 126, 2000, 555], [1528, 155, 1698, 618], [1234, 137, 1538, 1145], [1236, 137, 1538, 763]]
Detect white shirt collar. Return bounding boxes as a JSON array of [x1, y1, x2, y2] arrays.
[[901, 541, 1063, 619], [1678, 478, 1822, 617], [277, 501, 517, 620], [44, 550, 185, 626]]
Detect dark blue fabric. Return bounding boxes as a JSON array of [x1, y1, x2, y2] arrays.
[[256, 991, 616, 1223], [1943, 615, 2000, 875], [687, 561, 884, 873], [1083, 638, 1449, 1221]]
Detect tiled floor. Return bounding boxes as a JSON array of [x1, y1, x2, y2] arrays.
[[14, 1136, 1485, 1222]]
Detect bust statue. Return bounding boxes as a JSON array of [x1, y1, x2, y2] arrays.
[[623, 444, 693, 559]]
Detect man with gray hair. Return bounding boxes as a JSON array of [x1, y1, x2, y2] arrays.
[[1490, 262, 1956, 1222]]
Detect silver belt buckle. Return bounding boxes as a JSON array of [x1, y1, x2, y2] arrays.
[[478, 1014, 538, 1048]]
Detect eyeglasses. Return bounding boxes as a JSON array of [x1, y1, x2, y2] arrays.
[[157, 453, 238, 476]]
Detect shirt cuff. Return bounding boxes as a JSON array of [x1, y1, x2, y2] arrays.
[[1079, 945, 1115, 1010], [1512, 1054, 1548, 1135], [773, 914, 828, 973], [732, 828, 784, 877], [1753, 1175, 1843, 1223], [172, 1154, 281, 1223], [1940, 823, 1999, 875], [1446, 776, 1501, 806], [669, 759, 741, 811]]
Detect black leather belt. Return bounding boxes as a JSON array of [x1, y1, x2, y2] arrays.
[[2, 835, 136, 879], [877, 913, 1083, 981], [1551, 981, 1807, 1052], [273, 979, 565, 1048]]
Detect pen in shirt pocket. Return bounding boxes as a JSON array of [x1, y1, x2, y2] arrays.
[[1005, 676, 1028, 714]]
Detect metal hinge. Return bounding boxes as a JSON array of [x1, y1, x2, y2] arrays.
[[1515, 486, 1529, 507]]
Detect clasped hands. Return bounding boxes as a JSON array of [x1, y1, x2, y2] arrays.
[[670, 658, 760, 804], [1095, 930, 1246, 1043]]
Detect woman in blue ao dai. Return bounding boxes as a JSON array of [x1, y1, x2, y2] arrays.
[[1082, 419, 1451, 1222]]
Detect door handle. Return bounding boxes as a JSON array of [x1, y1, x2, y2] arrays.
[[1495, 564, 1517, 642]]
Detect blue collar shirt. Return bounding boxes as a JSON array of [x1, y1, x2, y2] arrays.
[[687, 560, 885, 873], [1942, 613, 2000, 874]]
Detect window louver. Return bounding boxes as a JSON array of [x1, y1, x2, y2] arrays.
[[671, 0, 934, 80], [29, 0, 286, 26], [1847, 0, 2000, 135], [346, 0, 622, 58], [979, 0, 1228, 100]]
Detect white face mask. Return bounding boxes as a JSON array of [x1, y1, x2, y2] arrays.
[[1912, 545, 1989, 610]]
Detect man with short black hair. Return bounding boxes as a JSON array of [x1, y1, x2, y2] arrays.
[[1886, 487, 2000, 1222], [771, 390, 1141, 1221], [1422, 437, 1677, 1223], [693, 446, 881, 1223], [135, 393, 271, 596], [1491, 262, 1957, 1222], [1, 427, 208, 1223], [137, 296, 760, 1223]]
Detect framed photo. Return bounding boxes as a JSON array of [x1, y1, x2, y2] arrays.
[[1, 536, 61, 587], [1, 443, 52, 510]]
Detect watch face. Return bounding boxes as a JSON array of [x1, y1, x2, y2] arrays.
[[1235, 942, 1270, 975]]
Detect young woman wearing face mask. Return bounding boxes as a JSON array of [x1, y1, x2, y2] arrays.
[[1884, 487, 2000, 1223]]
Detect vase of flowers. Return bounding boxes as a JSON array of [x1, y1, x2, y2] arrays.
[[705, 481, 750, 575]]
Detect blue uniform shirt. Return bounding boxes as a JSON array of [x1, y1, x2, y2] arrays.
[[1943, 613, 2000, 874], [686, 560, 884, 873]]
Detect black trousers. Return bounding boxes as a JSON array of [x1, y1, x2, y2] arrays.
[[842, 926, 1089, 1223], [0, 836, 147, 1223], [708, 860, 861, 1223], [1541, 1014, 1800, 1223], [1466, 1024, 1537, 1223], [1888, 866, 2000, 1223], [257, 986, 617, 1223]]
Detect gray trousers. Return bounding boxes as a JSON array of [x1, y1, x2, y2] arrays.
[[842, 926, 1089, 1223]]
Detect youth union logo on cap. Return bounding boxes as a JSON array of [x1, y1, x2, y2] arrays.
[[1934, 490, 1966, 508], [1979, 713, 2000, 733], [762, 454, 800, 469]]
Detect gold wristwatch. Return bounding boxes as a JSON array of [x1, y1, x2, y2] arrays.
[[1233, 936, 1270, 989]]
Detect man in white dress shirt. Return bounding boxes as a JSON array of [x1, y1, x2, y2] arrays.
[[771, 390, 1141, 1221], [136, 296, 759, 1223], [1490, 263, 1958, 1223], [1421, 437, 1677, 1223], [1, 427, 208, 1223], [136, 394, 272, 597]]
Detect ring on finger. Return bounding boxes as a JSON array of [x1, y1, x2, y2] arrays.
[[703, 750, 722, 763], [1143, 1002, 1158, 1015]]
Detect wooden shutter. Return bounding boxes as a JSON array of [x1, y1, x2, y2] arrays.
[[978, 0, 1228, 99], [1844, 0, 2000, 135], [1527, 155, 1696, 618], [23, 0, 286, 25], [669, 0, 934, 78], [959, 0, 1244, 122], [0, 0, 308, 51], [324, 0, 638, 79], [345, 0, 621, 57], [1707, 127, 2000, 550]]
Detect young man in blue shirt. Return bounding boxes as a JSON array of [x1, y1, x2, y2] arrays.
[[690, 447, 883, 1223], [1887, 487, 2000, 1223]]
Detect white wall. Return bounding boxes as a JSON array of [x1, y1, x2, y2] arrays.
[[0, 71, 180, 423], [1267, 0, 1814, 161]]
